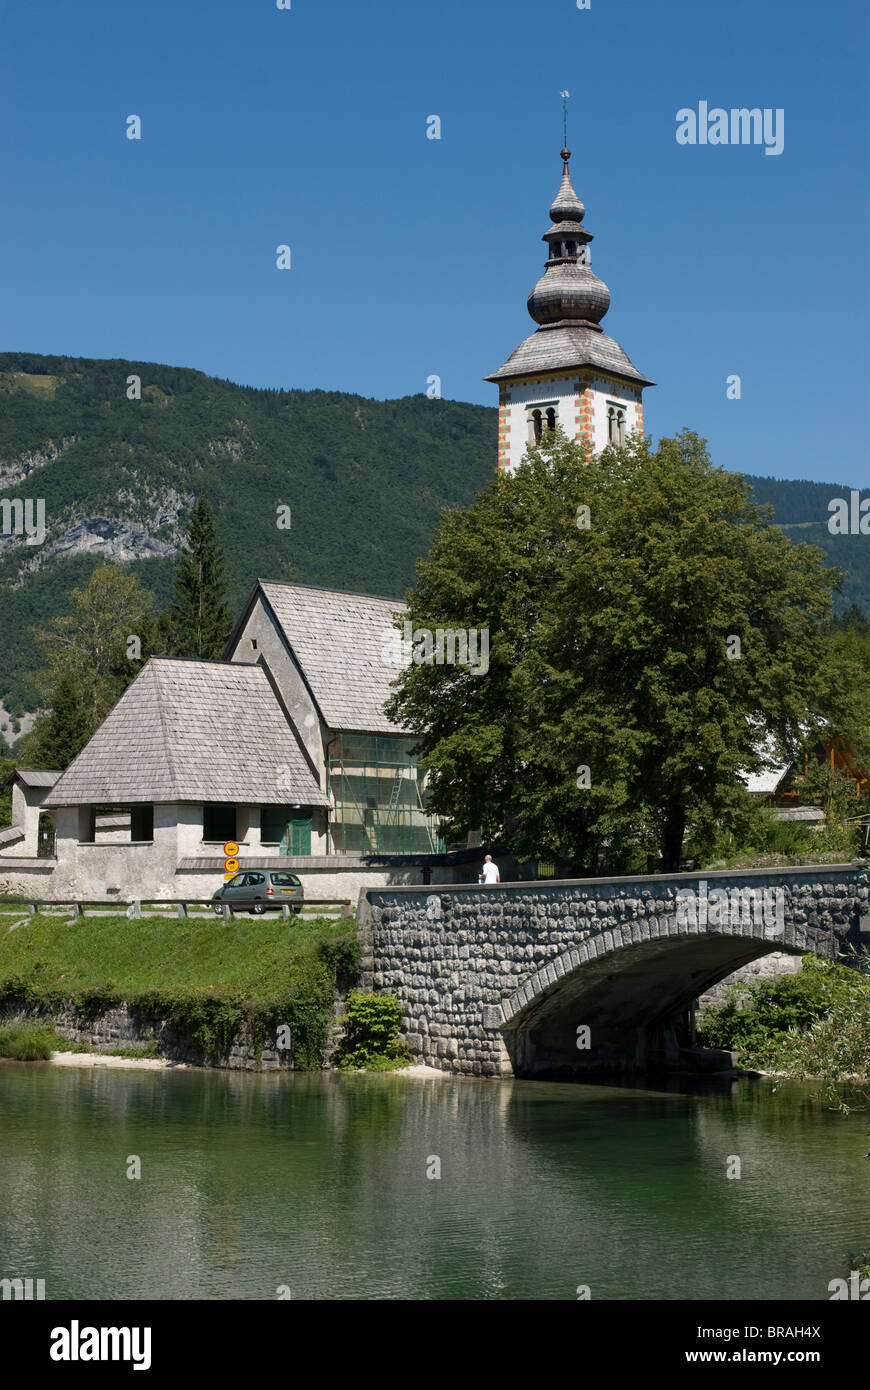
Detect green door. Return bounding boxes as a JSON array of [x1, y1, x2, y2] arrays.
[[282, 817, 311, 856]]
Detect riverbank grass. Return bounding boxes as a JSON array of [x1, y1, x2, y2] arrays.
[[0, 912, 359, 1066], [0, 1022, 92, 1060]]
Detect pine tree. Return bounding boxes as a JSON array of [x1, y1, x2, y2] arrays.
[[171, 497, 231, 659], [24, 675, 91, 770]]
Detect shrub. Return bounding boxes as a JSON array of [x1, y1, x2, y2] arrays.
[[697, 954, 870, 1097], [318, 936, 361, 982], [336, 991, 411, 1070], [0, 1023, 71, 1060]]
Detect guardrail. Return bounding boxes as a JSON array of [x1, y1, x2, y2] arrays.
[[0, 897, 353, 921]]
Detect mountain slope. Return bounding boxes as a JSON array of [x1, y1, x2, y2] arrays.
[[0, 352, 867, 716]]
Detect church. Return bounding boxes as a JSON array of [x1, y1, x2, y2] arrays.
[[486, 145, 652, 469], [0, 147, 653, 904]]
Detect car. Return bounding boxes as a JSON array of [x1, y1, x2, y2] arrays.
[[212, 869, 304, 916]]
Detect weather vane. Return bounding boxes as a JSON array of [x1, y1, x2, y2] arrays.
[[560, 90, 570, 149]]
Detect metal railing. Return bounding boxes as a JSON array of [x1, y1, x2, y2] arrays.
[[0, 897, 353, 920]]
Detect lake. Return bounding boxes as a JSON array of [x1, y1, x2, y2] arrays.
[[0, 1063, 867, 1300]]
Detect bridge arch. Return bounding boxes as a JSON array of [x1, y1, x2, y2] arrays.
[[360, 865, 869, 1078]]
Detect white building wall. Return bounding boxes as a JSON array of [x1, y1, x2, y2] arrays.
[[0, 853, 467, 905], [503, 374, 579, 473], [499, 372, 644, 473], [585, 376, 643, 453]]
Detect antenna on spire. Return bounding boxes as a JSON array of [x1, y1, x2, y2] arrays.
[[560, 90, 570, 153]]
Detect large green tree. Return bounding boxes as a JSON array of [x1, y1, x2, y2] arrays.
[[386, 429, 867, 872], [20, 566, 156, 769], [170, 496, 231, 659]]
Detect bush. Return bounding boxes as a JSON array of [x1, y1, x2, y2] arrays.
[[0, 1022, 86, 1060], [318, 936, 361, 981], [697, 954, 870, 1092], [336, 991, 411, 1070]]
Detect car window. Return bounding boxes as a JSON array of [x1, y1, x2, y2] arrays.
[[248, 873, 265, 885], [227, 874, 245, 887], [269, 873, 300, 887]]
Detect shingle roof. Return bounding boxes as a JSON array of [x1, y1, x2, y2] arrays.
[[259, 582, 409, 734], [14, 769, 61, 788], [44, 659, 328, 808], [485, 321, 654, 386], [0, 825, 24, 846], [743, 765, 791, 796]]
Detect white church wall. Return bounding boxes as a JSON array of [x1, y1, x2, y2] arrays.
[[584, 376, 643, 453], [502, 374, 579, 472]]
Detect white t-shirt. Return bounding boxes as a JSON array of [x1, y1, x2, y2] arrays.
[[481, 861, 500, 884]]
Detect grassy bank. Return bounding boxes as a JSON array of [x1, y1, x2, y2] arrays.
[[0, 912, 360, 1066]]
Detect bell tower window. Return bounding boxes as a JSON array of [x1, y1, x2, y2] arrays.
[[607, 404, 626, 446], [527, 403, 559, 444]]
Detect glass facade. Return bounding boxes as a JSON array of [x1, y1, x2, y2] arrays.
[[327, 734, 443, 854]]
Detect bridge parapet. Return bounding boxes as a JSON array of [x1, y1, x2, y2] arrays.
[[358, 864, 870, 1078]]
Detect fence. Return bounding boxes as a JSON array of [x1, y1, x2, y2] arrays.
[[0, 897, 353, 921]]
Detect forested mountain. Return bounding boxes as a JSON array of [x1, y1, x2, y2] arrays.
[[0, 352, 867, 717]]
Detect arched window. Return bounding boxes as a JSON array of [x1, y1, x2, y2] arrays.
[[607, 405, 627, 446], [550, 241, 561, 260], [546, 407, 557, 432], [530, 409, 543, 444]]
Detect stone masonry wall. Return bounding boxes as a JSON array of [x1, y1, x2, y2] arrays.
[[359, 865, 870, 1077]]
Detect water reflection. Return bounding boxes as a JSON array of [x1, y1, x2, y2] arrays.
[[0, 1063, 866, 1300]]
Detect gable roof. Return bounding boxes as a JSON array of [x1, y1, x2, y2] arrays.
[[44, 659, 328, 808], [255, 581, 409, 735]]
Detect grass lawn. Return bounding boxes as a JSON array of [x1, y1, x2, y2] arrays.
[[0, 911, 357, 1008]]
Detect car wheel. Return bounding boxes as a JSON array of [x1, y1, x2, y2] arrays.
[[293, 906, 303, 915], [252, 900, 266, 915], [213, 904, 224, 915]]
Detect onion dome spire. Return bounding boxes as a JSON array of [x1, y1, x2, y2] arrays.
[[550, 148, 585, 223], [526, 149, 611, 328]]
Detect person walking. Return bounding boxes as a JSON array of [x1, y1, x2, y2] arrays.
[[479, 854, 500, 885]]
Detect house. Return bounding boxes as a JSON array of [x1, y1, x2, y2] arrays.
[[0, 581, 485, 902], [745, 732, 869, 821]]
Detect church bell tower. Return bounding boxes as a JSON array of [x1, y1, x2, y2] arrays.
[[485, 147, 653, 473]]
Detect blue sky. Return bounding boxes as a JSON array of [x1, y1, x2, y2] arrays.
[[2, 0, 868, 485]]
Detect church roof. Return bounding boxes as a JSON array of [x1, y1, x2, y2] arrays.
[[487, 147, 653, 388], [43, 659, 328, 808], [486, 321, 654, 386], [256, 581, 409, 735]]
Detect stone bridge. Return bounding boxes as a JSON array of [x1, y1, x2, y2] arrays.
[[358, 864, 870, 1078]]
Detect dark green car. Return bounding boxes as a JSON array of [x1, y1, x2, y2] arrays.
[[212, 869, 304, 915]]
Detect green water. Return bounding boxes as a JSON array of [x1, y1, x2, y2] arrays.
[[0, 1064, 867, 1300]]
